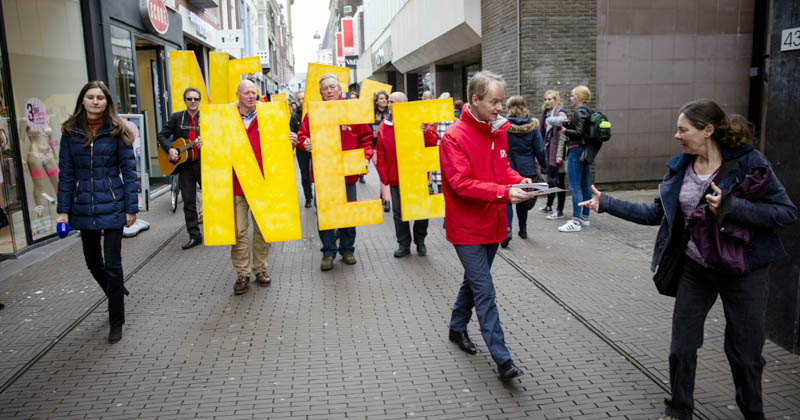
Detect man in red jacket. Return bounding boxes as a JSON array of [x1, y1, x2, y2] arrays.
[[440, 71, 534, 381], [229, 80, 277, 295], [297, 74, 374, 271], [376, 91, 439, 257]]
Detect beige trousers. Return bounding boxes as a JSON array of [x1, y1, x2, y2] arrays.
[[231, 196, 270, 277]]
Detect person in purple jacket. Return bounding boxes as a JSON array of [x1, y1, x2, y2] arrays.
[[579, 99, 797, 420]]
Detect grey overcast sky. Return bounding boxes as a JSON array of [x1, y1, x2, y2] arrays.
[[285, 0, 330, 76]]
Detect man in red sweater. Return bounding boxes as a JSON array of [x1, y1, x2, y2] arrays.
[[376, 91, 439, 257], [440, 71, 534, 381], [297, 74, 374, 271], [230, 80, 297, 294]]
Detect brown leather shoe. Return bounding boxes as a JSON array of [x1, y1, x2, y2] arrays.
[[342, 253, 356, 265], [320, 255, 334, 271], [233, 275, 249, 294], [255, 271, 271, 286]]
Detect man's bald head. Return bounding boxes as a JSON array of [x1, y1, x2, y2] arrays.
[[236, 79, 258, 113], [388, 91, 407, 114]]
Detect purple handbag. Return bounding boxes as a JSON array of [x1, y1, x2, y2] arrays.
[[686, 166, 771, 275]]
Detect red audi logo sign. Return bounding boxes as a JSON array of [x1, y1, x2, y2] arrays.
[[140, 0, 169, 35]]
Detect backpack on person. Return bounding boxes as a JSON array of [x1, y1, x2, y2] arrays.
[[585, 110, 611, 143]]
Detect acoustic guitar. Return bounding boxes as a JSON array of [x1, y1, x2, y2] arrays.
[[158, 137, 198, 175]]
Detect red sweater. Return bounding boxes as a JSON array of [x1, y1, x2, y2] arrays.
[[232, 118, 262, 196], [440, 105, 523, 245], [376, 120, 439, 187], [297, 111, 374, 184]]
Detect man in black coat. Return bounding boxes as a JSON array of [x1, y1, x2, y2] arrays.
[[157, 87, 203, 249], [290, 91, 313, 208]]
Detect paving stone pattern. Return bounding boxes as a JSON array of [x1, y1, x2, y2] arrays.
[[0, 171, 797, 419]]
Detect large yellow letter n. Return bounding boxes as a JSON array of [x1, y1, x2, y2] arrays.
[[200, 103, 301, 245], [310, 99, 382, 230], [393, 98, 454, 221]]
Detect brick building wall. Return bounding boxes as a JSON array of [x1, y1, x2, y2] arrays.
[[480, 1, 520, 96], [481, 0, 596, 106]]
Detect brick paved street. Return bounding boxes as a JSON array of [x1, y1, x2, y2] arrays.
[[0, 168, 798, 419]]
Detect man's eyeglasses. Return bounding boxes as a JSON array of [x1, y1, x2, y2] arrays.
[[184, 97, 201, 102]]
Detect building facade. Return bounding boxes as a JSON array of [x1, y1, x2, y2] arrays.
[[0, 0, 293, 257]]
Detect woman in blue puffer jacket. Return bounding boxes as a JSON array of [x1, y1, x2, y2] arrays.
[[56, 81, 137, 344], [501, 95, 547, 248], [579, 99, 796, 420]]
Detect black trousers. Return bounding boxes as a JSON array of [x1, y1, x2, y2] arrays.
[[178, 160, 201, 239], [545, 172, 567, 212], [296, 149, 313, 200], [665, 258, 768, 420], [390, 185, 428, 248], [81, 228, 125, 327]]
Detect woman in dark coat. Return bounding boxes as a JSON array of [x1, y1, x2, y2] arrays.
[[501, 96, 547, 248], [56, 81, 137, 344], [580, 99, 797, 420]]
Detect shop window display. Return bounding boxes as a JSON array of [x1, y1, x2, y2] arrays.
[[3, 0, 89, 243]]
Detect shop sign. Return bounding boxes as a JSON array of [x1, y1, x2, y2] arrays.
[[140, 0, 170, 35], [341, 18, 356, 56], [25, 98, 48, 132], [371, 36, 392, 69], [188, 11, 213, 41], [345, 56, 358, 70]]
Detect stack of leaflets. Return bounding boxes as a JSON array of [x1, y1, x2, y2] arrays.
[[511, 182, 566, 197]]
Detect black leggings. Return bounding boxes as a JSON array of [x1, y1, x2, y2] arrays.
[[81, 228, 125, 327], [545, 172, 566, 212]]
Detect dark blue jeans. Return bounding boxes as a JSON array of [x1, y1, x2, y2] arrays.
[[390, 185, 428, 248], [665, 258, 768, 420], [449, 243, 511, 366], [81, 228, 125, 327], [318, 182, 357, 257], [567, 146, 591, 221]]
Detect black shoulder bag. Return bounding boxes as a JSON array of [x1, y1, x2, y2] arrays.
[[652, 157, 740, 297]]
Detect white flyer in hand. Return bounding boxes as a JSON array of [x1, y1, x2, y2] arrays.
[[511, 182, 566, 197]]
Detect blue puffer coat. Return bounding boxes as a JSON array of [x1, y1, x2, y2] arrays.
[[57, 120, 138, 230], [506, 116, 547, 179]]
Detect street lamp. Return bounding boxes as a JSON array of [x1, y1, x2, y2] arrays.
[[313, 31, 320, 40]]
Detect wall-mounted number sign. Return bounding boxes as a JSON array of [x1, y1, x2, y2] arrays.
[[781, 27, 800, 52]]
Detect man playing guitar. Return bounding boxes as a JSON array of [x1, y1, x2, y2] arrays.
[[157, 87, 203, 249]]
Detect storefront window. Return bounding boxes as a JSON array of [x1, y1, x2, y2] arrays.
[[111, 25, 138, 114], [0, 41, 23, 254], [3, 0, 89, 242]]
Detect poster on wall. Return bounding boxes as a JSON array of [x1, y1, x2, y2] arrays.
[[120, 114, 150, 212]]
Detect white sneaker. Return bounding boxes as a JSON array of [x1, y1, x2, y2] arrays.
[[538, 205, 552, 213], [546, 211, 565, 220], [580, 217, 590, 227], [558, 220, 582, 232]]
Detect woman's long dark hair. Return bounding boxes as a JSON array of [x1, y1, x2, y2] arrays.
[[374, 90, 388, 113], [679, 99, 754, 149], [62, 81, 134, 147]]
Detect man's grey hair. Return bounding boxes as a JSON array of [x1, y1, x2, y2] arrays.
[[438, 92, 451, 99], [467, 71, 506, 102], [421, 90, 433, 100], [319, 73, 340, 87], [389, 91, 408, 103]]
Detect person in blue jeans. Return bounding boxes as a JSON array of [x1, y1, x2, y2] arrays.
[[579, 99, 797, 420], [558, 85, 593, 233]]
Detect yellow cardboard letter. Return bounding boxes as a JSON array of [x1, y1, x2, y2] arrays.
[[392, 98, 453, 221], [309, 99, 381, 230], [200, 103, 301, 245], [169, 51, 209, 112], [359, 79, 392, 104], [303, 63, 349, 118]]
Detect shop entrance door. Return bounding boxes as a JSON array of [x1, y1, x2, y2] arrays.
[[135, 39, 169, 184]]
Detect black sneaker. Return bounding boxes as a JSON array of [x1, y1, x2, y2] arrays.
[[500, 228, 512, 248]]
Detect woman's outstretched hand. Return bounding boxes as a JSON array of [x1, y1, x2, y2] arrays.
[[579, 185, 602, 213]]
